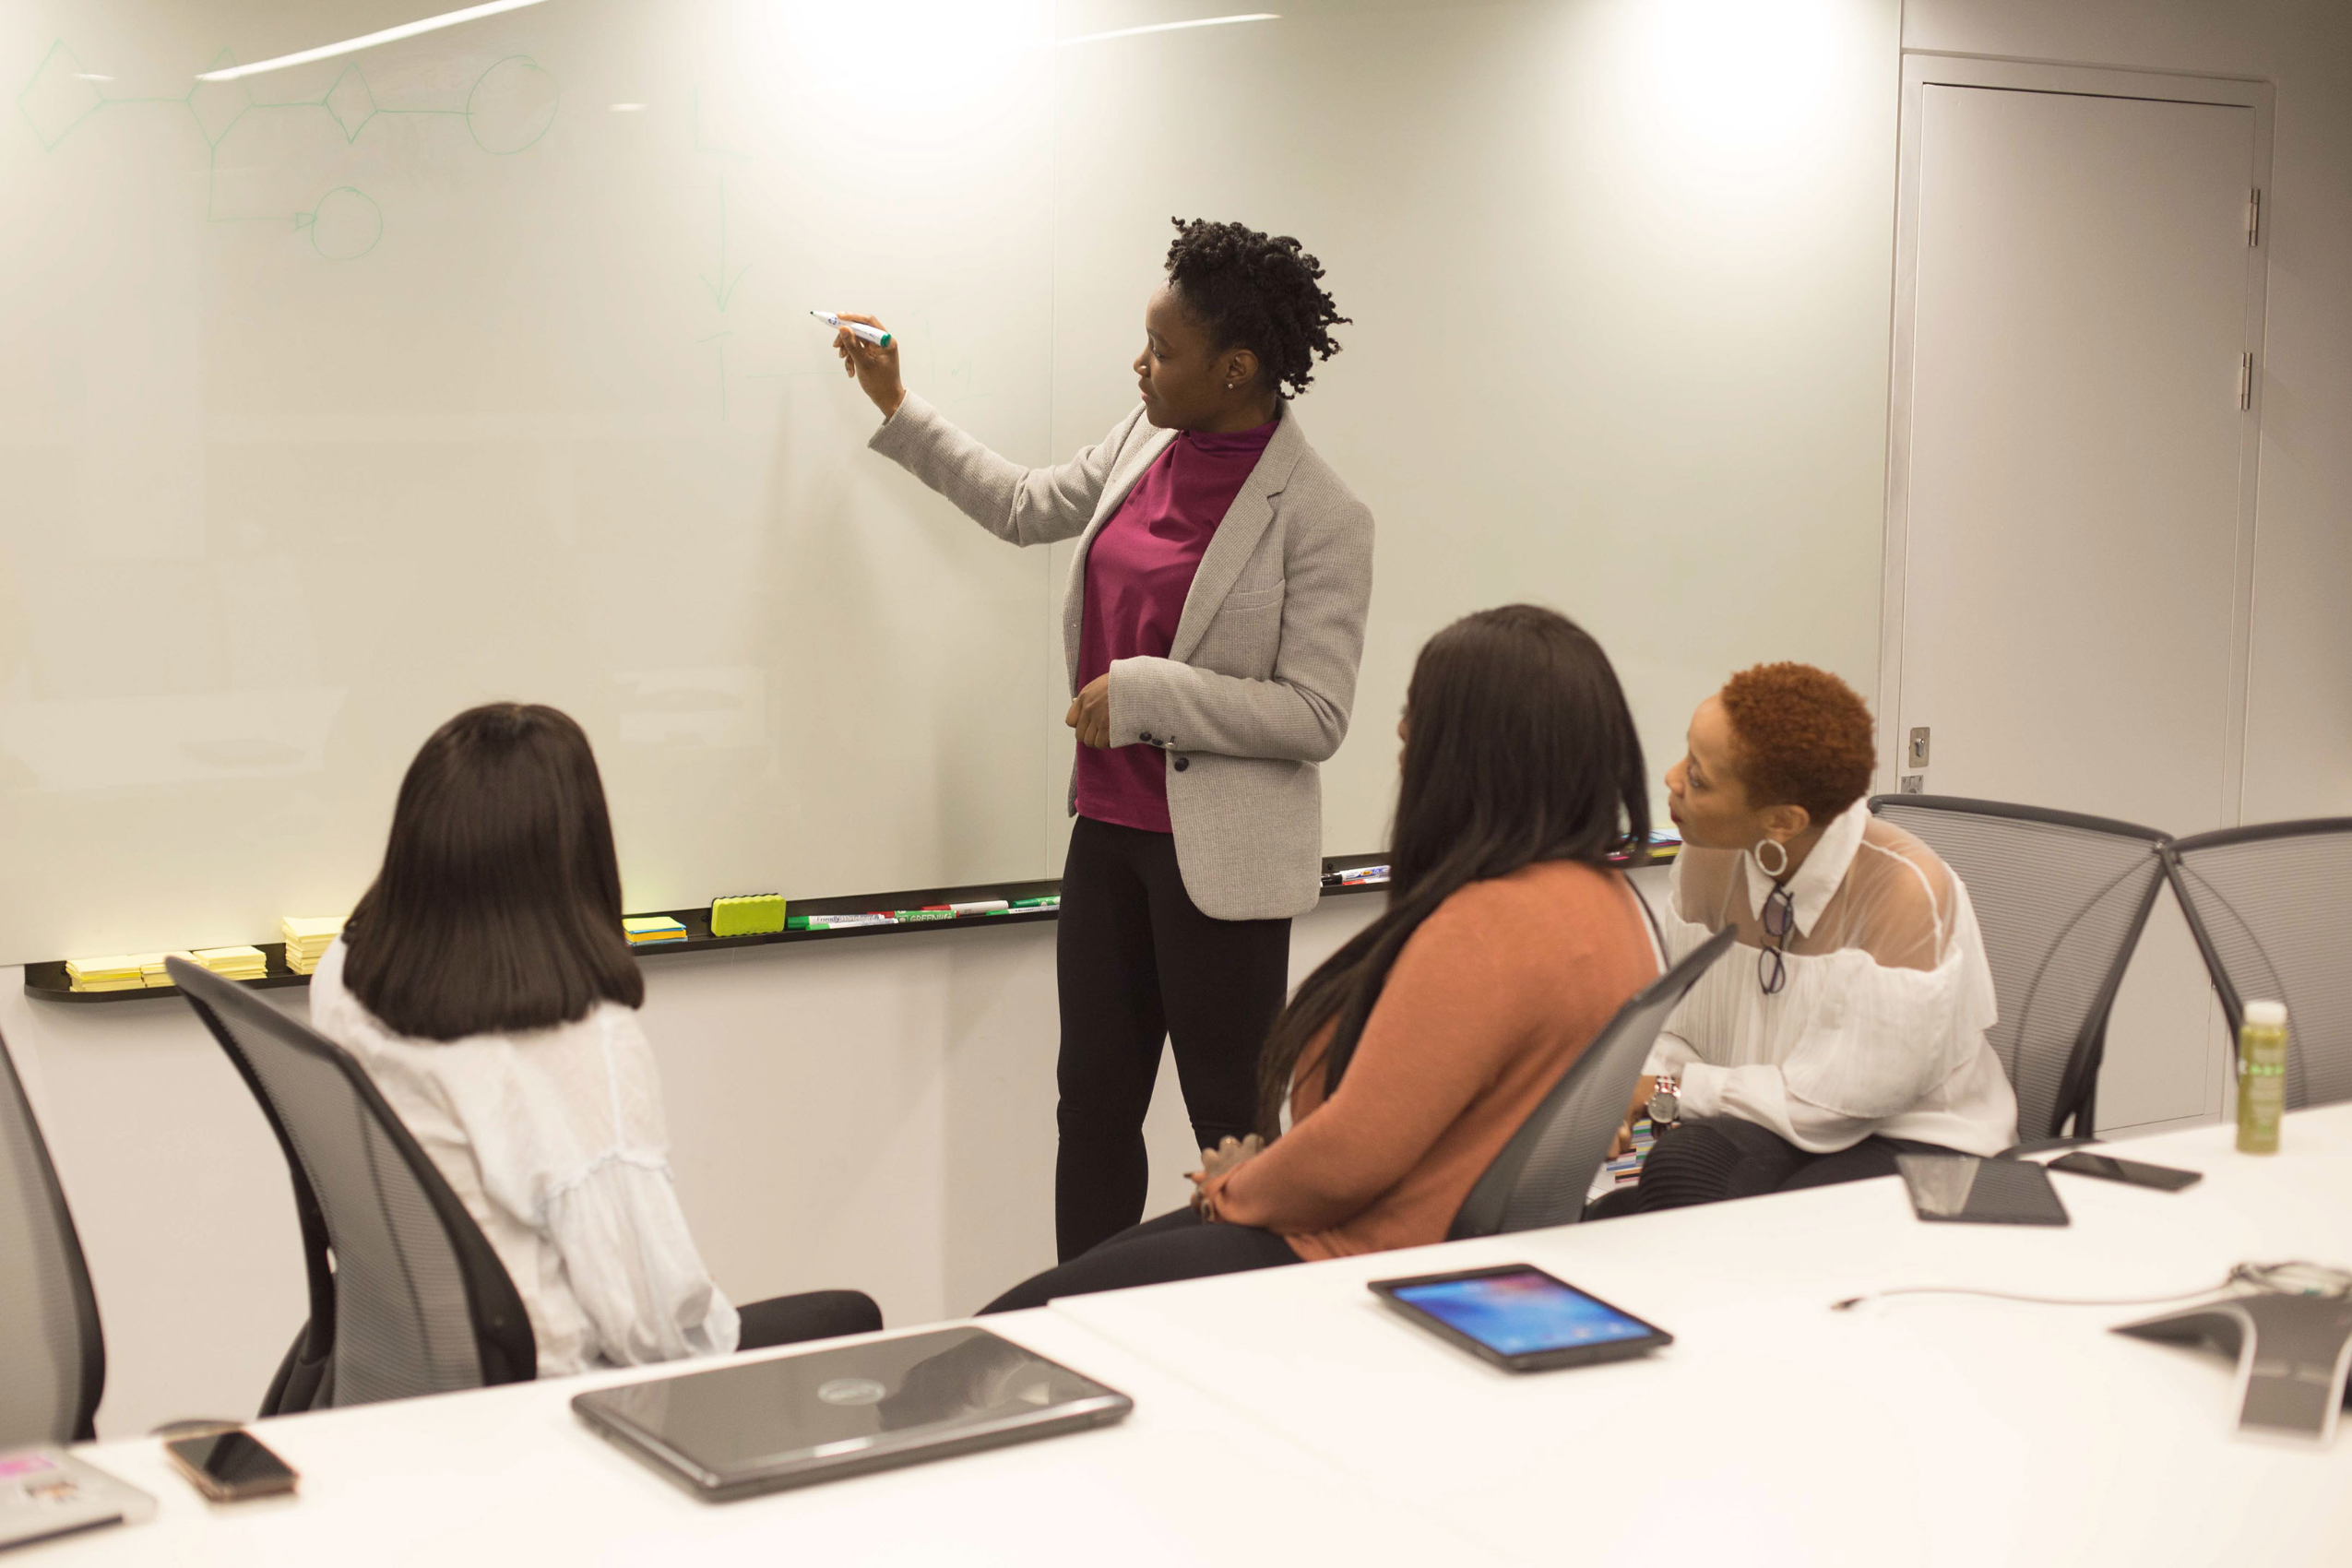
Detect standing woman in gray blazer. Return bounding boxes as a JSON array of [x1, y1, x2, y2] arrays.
[[835, 219, 1372, 1262]]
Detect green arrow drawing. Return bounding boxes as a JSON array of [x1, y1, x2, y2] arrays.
[[700, 170, 750, 311]]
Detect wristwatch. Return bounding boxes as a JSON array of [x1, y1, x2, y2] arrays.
[[1645, 1074, 1682, 1129]]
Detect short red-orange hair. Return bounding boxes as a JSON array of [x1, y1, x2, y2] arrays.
[[1718, 663, 1875, 826]]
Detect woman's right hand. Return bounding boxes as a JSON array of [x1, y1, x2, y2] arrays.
[[832, 313, 906, 419]]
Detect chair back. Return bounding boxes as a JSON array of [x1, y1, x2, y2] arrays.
[[168, 958, 534, 1409], [2165, 818, 2352, 1111], [1450, 927, 1736, 1240], [0, 1030, 104, 1444], [1869, 795, 2168, 1141]]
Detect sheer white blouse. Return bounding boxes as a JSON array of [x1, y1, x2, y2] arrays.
[[309, 939, 739, 1377], [1644, 800, 2017, 1157]]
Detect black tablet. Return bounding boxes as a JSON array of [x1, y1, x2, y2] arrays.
[[1369, 1263, 1672, 1372], [1896, 1153, 2070, 1226]]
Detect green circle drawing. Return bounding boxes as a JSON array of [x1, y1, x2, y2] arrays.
[[310, 186, 382, 260], [466, 55, 560, 154]]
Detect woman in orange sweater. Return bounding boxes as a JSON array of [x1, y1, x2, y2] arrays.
[[984, 604, 1659, 1311]]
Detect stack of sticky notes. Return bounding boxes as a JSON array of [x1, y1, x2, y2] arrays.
[[65, 954, 153, 992], [190, 945, 267, 981], [280, 916, 345, 975], [709, 894, 788, 938], [623, 916, 688, 947]]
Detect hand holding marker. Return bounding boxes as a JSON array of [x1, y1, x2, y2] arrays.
[[826, 311, 908, 419], [811, 310, 891, 347]]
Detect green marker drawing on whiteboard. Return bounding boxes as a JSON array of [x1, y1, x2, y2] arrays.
[[14, 42, 559, 256]]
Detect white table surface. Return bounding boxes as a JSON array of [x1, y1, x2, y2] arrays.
[[46, 1309, 1500, 1566], [52, 1110, 2352, 1565], [1054, 1108, 2352, 1566]]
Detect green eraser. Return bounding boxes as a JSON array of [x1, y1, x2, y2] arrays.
[[710, 893, 788, 937]]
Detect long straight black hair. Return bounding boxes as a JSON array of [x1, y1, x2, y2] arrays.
[[342, 703, 644, 1041], [1255, 605, 1650, 1135]]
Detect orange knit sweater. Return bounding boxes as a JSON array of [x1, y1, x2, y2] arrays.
[[1204, 860, 1655, 1260]]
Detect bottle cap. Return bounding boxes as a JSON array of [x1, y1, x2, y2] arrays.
[[2245, 1000, 2288, 1028]]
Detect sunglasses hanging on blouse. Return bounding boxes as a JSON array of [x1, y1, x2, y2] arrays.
[[1758, 882, 1795, 995]]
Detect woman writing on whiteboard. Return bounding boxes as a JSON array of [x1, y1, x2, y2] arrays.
[[836, 218, 1372, 1261]]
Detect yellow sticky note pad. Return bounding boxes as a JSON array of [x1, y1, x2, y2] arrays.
[[623, 917, 688, 945]]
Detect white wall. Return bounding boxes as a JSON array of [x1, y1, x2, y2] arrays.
[[1902, 0, 2352, 824], [1, 893, 1384, 1438]]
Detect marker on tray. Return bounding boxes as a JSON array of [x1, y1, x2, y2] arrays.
[[788, 913, 895, 931], [812, 310, 892, 347]]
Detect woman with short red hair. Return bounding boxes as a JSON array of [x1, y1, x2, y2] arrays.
[[1596, 663, 2015, 1215]]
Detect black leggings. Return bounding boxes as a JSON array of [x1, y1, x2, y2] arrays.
[[735, 1290, 883, 1350], [1054, 816, 1291, 1261], [1589, 1116, 1960, 1218], [981, 1208, 1301, 1314]]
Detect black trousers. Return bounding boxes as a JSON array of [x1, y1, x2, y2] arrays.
[[735, 1289, 883, 1349], [1054, 816, 1291, 1261], [981, 1208, 1301, 1314], [1588, 1116, 1961, 1218]]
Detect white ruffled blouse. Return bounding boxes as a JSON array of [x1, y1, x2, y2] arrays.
[[309, 939, 739, 1377], [1644, 800, 2018, 1157]]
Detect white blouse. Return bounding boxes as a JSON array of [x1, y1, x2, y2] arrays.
[[309, 939, 738, 1377], [1644, 800, 2017, 1157]]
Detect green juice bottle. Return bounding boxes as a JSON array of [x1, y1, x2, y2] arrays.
[[2236, 1000, 2288, 1155]]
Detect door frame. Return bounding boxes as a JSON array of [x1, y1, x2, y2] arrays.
[[1876, 54, 2275, 819]]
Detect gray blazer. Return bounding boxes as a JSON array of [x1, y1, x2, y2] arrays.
[[871, 392, 1374, 921]]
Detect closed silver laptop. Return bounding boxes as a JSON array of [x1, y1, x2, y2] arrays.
[[0, 1447, 155, 1551], [572, 1326, 1133, 1502]]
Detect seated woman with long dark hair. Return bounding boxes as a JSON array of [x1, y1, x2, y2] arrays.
[[985, 605, 1658, 1311], [311, 703, 879, 1375]]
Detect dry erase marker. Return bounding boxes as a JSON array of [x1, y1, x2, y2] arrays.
[[949, 899, 1009, 916], [812, 311, 892, 347], [1009, 896, 1059, 909]]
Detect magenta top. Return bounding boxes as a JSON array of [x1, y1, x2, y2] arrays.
[[1075, 417, 1279, 833]]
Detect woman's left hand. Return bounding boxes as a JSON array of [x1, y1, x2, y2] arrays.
[[1066, 673, 1113, 748], [1188, 1134, 1265, 1217]]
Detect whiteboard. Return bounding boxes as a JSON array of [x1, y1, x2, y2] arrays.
[[0, 0, 1902, 965], [0, 0, 1068, 964]]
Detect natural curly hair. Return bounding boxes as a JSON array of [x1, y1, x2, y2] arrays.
[[1717, 663, 1876, 826], [1164, 217, 1348, 398]]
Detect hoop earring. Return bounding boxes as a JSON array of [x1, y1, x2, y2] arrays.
[[1752, 837, 1789, 879]]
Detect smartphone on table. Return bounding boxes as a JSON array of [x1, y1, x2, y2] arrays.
[[2047, 1150, 2204, 1191], [1369, 1263, 1671, 1372], [163, 1429, 299, 1503]]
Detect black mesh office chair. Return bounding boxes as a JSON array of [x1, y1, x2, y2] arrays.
[[2166, 818, 2352, 1111], [167, 957, 536, 1414], [1868, 796, 2170, 1145], [1451, 928, 1735, 1239], [0, 1030, 106, 1445]]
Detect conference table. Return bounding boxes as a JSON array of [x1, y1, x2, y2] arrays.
[[54, 1108, 2352, 1565]]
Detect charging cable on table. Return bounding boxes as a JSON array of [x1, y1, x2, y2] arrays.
[[1830, 1260, 2352, 1313]]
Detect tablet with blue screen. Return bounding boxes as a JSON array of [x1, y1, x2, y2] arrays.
[[1370, 1264, 1672, 1372]]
